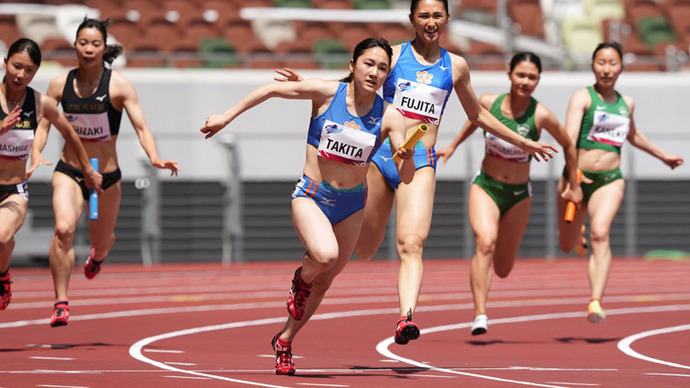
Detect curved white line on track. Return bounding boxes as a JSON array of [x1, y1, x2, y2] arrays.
[[377, 304, 690, 388], [129, 303, 690, 388], [617, 324, 690, 370]]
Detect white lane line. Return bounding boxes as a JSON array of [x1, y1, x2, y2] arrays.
[[543, 383, 600, 386], [36, 385, 89, 388], [30, 357, 76, 361], [295, 383, 351, 387], [645, 373, 690, 377], [162, 375, 212, 380], [377, 304, 690, 388], [617, 324, 690, 370], [143, 349, 184, 354], [163, 362, 197, 366]]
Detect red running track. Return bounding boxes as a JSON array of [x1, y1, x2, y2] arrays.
[[1, 257, 689, 388]]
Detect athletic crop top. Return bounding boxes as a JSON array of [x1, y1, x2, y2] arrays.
[[484, 94, 539, 163], [307, 82, 384, 167], [0, 87, 37, 161], [577, 86, 630, 154], [383, 41, 454, 125], [61, 67, 122, 142]]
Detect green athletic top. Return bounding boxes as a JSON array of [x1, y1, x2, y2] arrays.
[[577, 86, 630, 154], [484, 93, 539, 163]]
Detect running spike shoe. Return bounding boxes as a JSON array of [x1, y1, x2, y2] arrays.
[[286, 267, 312, 321]]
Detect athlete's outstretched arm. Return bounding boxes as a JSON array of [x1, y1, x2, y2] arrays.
[[201, 78, 334, 139], [623, 97, 684, 169], [116, 72, 180, 176], [437, 94, 495, 165]]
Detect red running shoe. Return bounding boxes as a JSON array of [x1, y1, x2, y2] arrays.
[[286, 267, 312, 321], [84, 247, 104, 280], [271, 331, 296, 375], [394, 309, 420, 345], [50, 301, 70, 327], [0, 271, 11, 310]]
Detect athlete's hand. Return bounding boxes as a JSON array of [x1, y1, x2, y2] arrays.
[[274, 67, 303, 82], [25, 152, 53, 179], [84, 169, 103, 194], [662, 154, 684, 169], [0, 106, 22, 136], [560, 183, 583, 205], [200, 114, 228, 139], [152, 158, 180, 176], [522, 140, 557, 162], [436, 145, 455, 166]]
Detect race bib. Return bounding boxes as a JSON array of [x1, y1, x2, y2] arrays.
[[65, 112, 112, 142], [393, 78, 448, 124], [587, 110, 630, 147], [485, 132, 529, 163], [0, 129, 34, 160], [318, 120, 376, 166]]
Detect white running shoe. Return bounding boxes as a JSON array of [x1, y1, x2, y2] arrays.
[[471, 314, 488, 335]]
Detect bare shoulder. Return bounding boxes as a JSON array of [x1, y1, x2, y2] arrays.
[[448, 52, 470, 81], [478, 93, 498, 108], [621, 92, 635, 111]]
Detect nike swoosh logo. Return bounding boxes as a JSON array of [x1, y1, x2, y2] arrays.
[[513, 189, 526, 196]]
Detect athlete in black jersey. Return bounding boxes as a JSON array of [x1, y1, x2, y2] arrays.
[[1, 38, 101, 311], [31, 18, 179, 327]]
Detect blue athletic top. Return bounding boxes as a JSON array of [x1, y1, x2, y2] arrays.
[[383, 41, 454, 124], [0, 87, 37, 161], [307, 82, 384, 166], [61, 67, 123, 142]]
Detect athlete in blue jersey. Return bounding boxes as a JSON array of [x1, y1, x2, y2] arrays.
[[437, 52, 581, 336], [31, 18, 179, 327], [202, 38, 412, 376], [1, 39, 102, 311], [275, 0, 557, 345], [557, 42, 683, 323]]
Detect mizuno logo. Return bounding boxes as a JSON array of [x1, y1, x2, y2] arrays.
[[22, 111, 34, 117], [368, 116, 381, 125], [320, 197, 336, 206], [74, 176, 84, 183], [379, 156, 393, 162], [95, 94, 107, 102], [439, 65, 449, 71]]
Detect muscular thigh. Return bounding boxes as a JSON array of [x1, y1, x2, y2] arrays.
[[587, 180, 625, 235], [52, 172, 85, 227], [0, 195, 29, 238], [495, 197, 532, 261], [395, 167, 436, 240]]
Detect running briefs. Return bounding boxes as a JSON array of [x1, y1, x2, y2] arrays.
[[563, 167, 623, 204], [0, 182, 29, 202], [472, 169, 532, 215], [372, 138, 437, 190], [55, 160, 122, 200], [291, 175, 367, 225]]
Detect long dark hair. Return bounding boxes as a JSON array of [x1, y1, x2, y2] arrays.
[[410, 0, 449, 14], [592, 41, 623, 61], [76, 17, 124, 64], [340, 37, 393, 83], [6, 38, 41, 67], [509, 51, 542, 74]]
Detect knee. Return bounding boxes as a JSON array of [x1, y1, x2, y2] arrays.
[[397, 234, 424, 260], [0, 234, 14, 251], [589, 226, 609, 246], [475, 236, 496, 259], [307, 248, 339, 273], [494, 260, 514, 278], [53, 222, 75, 245], [354, 243, 376, 261]]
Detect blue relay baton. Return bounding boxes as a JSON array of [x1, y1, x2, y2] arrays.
[[89, 158, 98, 220]]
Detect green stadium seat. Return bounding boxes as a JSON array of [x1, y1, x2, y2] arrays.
[[312, 38, 349, 68], [199, 37, 239, 68], [637, 16, 677, 48], [353, 0, 390, 10], [272, 0, 312, 7]]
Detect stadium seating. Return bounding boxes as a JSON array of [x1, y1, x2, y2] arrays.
[[508, 0, 546, 38]]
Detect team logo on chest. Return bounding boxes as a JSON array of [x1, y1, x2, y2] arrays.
[[517, 124, 530, 137], [416, 71, 433, 85]]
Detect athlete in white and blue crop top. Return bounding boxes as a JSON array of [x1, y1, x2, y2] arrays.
[[30, 19, 178, 327], [1, 38, 102, 311], [349, 0, 557, 346], [202, 37, 412, 376]]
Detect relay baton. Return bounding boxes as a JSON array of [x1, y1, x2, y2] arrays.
[[564, 169, 583, 223], [393, 124, 428, 163], [89, 158, 99, 220]]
